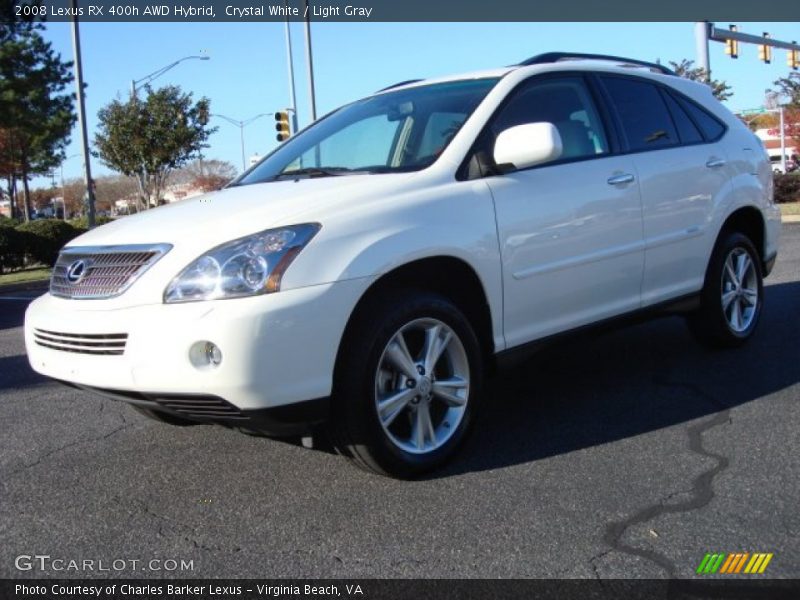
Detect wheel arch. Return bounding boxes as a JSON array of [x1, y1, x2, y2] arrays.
[[334, 256, 497, 380], [718, 206, 766, 271]]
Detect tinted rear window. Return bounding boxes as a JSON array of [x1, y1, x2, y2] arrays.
[[601, 76, 679, 152], [661, 90, 704, 145], [673, 93, 726, 142]]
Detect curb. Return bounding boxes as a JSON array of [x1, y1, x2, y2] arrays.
[[782, 215, 800, 223]]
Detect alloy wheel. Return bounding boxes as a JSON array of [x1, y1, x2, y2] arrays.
[[374, 318, 470, 454]]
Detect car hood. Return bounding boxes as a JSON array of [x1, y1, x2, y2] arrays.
[[67, 173, 418, 249]]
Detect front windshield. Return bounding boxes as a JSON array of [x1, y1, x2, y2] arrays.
[[236, 78, 499, 185]]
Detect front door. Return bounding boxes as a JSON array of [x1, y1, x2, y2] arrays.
[[482, 75, 645, 347]]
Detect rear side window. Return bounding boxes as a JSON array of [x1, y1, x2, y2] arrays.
[[672, 93, 726, 142], [600, 76, 679, 152], [661, 90, 704, 144]]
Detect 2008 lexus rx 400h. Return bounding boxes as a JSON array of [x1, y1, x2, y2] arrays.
[[25, 53, 780, 477]]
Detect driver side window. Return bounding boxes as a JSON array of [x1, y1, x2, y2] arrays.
[[491, 77, 609, 163]]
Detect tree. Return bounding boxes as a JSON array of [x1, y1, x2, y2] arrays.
[[94, 174, 138, 213], [171, 158, 237, 192], [0, 1, 43, 43], [668, 59, 734, 102], [771, 72, 800, 107], [0, 24, 75, 221], [767, 74, 800, 158], [94, 85, 216, 211]]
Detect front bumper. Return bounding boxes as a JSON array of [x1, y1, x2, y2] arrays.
[[25, 279, 368, 431], [61, 381, 329, 435]]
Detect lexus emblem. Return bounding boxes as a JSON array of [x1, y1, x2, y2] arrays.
[[65, 259, 89, 285]]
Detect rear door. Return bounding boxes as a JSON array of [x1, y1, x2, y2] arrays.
[[597, 75, 732, 306]]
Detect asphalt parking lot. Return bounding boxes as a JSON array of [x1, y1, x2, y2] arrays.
[[1, 224, 798, 580]]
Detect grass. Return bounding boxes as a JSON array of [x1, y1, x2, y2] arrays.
[[779, 202, 800, 216], [0, 266, 51, 286]]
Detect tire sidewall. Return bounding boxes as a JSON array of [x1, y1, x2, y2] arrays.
[[337, 291, 483, 477], [706, 232, 763, 343]]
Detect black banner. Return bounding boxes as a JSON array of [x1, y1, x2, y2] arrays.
[[3, 579, 800, 600], [8, 0, 800, 22]]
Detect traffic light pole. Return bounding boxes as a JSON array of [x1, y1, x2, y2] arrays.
[[695, 22, 711, 80], [697, 21, 800, 75], [709, 25, 800, 54]]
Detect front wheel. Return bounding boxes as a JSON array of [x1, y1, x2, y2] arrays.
[[330, 290, 483, 478], [688, 231, 763, 348]]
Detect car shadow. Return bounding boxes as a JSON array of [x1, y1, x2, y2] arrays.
[[0, 354, 46, 392], [5, 281, 799, 479], [0, 297, 31, 332], [428, 280, 800, 478]]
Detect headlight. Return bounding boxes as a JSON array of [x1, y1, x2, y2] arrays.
[[164, 223, 320, 303]]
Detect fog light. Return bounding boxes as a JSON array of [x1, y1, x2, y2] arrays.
[[206, 342, 222, 366], [189, 341, 222, 369]]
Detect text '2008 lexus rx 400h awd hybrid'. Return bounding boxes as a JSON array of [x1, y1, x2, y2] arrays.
[[25, 53, 780, 478]]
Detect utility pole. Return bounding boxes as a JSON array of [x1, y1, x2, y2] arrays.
[[304, 0, 317, 122], [70, 0, 96, 228], [284, 1, 300, 135], [779, 106, 786, 174]]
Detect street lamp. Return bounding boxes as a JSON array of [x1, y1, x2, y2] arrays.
[[130, 55, 210, 97], [765, 91, 788, 174], [211, 113, 273, 171], [129, 54, 209, 210]]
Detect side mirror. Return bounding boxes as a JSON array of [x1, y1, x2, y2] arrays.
[[493, 122, 563, 171]]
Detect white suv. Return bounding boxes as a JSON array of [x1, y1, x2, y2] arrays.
[[25, 53, 780, 477]]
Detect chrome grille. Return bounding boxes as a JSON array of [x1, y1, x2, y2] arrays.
[[50, 243, 171, 300], [33, 329, 128, 355]]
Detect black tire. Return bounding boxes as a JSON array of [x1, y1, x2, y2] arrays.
[[688, 230, 763, 348], [330, 289, 484, 478], [130, 405, 199, 426]]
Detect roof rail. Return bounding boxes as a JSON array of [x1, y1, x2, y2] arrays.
[[376, 79, 424, 92], [518, 52, 675, 76]]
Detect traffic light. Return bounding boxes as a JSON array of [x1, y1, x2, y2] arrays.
[[789, 44, 799, 70], [275, 111, 291, 142], [725, 25, 738, 59], [758, 33, 772, 64]]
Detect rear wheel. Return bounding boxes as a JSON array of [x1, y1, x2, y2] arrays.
[[330, 290, 483, 478], [688, 231, 763, 348]]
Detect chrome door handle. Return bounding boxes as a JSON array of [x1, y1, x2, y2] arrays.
[[706, 158, 726, 168], [607, 173, 635, 185]]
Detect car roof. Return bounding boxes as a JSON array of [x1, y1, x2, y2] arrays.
[[376, 56, 681, 95], [373, 56, 729, 123]]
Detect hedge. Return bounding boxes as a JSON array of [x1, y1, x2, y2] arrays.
[[774, 173, 800, 204], [17, 220, 86, 266], [68, 215, 114, 229], [0, 224, 24, 275]]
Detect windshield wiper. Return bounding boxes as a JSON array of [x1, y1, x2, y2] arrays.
[[274, 166, 354, 180]]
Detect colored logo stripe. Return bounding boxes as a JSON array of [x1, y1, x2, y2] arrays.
[[697, 553, 725, 574], [697, 552, 773, 575], [745, 553, 774, 574]]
